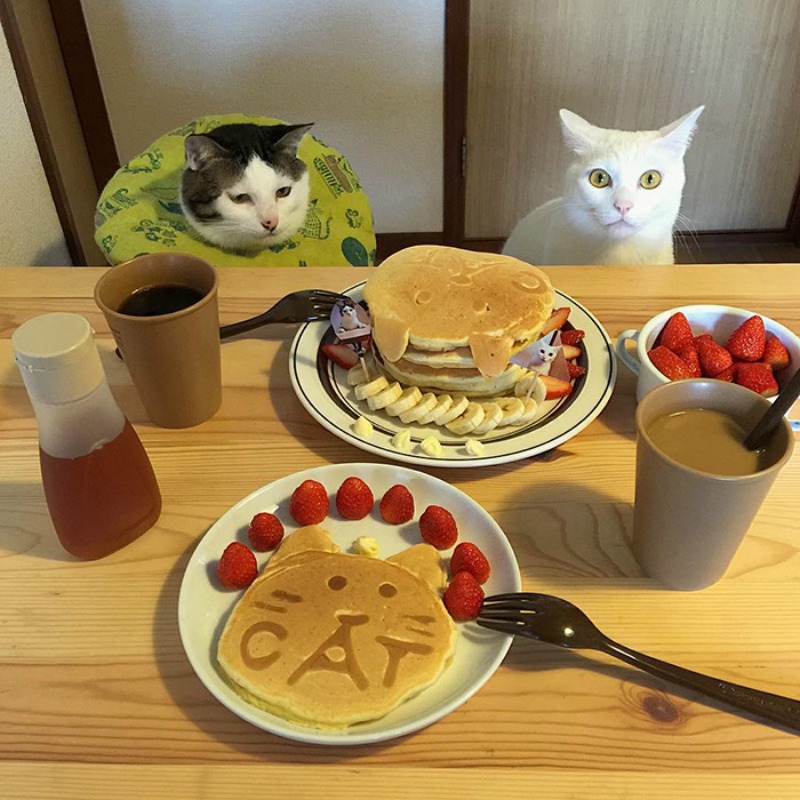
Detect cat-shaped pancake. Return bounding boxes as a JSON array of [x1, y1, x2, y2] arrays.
[[217, 526, 455, 729]]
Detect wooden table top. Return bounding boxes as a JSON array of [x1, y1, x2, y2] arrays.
[[1, 264, 798, 799]]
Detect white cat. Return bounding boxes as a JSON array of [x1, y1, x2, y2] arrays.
[[503, 106, 704, 265]]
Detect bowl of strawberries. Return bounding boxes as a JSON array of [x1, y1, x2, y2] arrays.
[[616, 305, 799, 412]]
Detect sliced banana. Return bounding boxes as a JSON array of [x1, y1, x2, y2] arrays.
[[399, 392, 438, 423], [496, 397, 525, 426], [367, 381, 403, 410], [416, 393, 454, 425], [445, 402, 485, 435], [514, 372, 547, 405], [385, 386, 423, 416], [472, 402, 503, 435], [355, 375, 388, 400], [515, 396, 540, 425], [347, 359, 375, 386], [436, 394, 469, 425]]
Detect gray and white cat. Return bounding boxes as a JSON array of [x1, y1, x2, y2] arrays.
[[503, 107, 704, 265], [180, 122, 312, 251]]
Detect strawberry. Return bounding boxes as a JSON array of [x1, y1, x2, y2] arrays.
[[695, 338, 733, 378], [560, 328, 585, 346], [657, 312, 694, 351], [247, 512, 284, 551], [335, 476, 374, 520], [289, 479, 330, 525], [727, 315, 765, 362], [675, 343, 701, 378], [763, 335, 790, 371], [379, 484, 415, 524], [693, 333, 714, 347], [566, 362, 587, 379], [539, 374, 574, 400], [648, 345, 692, 380], [216, 542, 258, 589], [734, 362, 778, 397], [321, 343, 359, 370], [450, 542, 491, 584], [443, 571, 485, 621], [419, 505, 458, 550], [561, 344, 582, 361], [714, 365, 735, 382], [541, 307, 571, 336]]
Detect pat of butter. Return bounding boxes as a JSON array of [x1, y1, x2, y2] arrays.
[[391, 429, 413, 451], [465, 438, 486, 457], [420, 435, 442, 457], [353, 416, 374, 439], [352, 536, 379, 557]]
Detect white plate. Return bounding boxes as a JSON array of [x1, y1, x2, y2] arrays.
[[289, 283, 617, 467], [178, 462, 521, 745]]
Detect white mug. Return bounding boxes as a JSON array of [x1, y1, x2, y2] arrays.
[[616, 304, 800, 426]]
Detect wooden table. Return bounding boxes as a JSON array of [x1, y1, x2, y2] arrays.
[[1, 265, 798, 799]]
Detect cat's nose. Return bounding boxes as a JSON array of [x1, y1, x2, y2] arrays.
[[614, 200, 633, 216], [261, 217, 278, 232]]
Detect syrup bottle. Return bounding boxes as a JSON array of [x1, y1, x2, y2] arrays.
[[13, 313, 162, 559]]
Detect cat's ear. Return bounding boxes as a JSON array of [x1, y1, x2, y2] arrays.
[[658, 106, 704, 153], [274, 123, 314, 157], [183, 134, 228, 171], [559, 109, 600, 156]]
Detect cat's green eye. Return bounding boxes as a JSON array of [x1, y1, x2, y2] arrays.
[[276, 186, 292, 199], [640, 170, 662, 189], [230, 193, 252, 204], [588, 169, 611, 188]]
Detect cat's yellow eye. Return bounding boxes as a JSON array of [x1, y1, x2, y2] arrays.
[[588, 169, 611, 188], [230, 193, 252, 204], [276, 186, 292, 198], [640, 170, 662, 189]]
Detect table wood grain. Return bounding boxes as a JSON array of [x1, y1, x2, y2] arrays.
[[1, 265, 798, 799]]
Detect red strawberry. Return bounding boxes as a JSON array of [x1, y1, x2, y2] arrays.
[[560, 328, 585, 346], [648, 345, 692, 380], [335, 476, 374, 520], [443, 572, 485, 621], [714, 365, 735, 382], [657, 312, 694, 351], [289, 479, 330, 525], [561, 344, 582, 361], [734, 362, 779, 397], [727, 316, 765, 362], [247, 512, 284, 551], [566, 362, 587, 379], [541, 307, 571, 336], [450, 542, 491, 584], [695, 338, 733, 377], [419, 505, 458, 550], [321, 343, 359, 370], [217, 542, 258, 589], [763, 335, 790, 371], [675, 343, 701, 378], [539, 374, 574, 400], [379, 484, 415, 524]]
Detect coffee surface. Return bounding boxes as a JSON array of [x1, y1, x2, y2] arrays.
[[118, 284, 205, 317], [646, 408, 769, 476]]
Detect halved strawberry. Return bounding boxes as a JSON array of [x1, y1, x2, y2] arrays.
[[762, 335, 790, 371], [648, 345, 692, 381], [539, 374, 574, 400], [566, 362, 586, 379], [734, 362, 778, 397], [321, 343, 359, 370], [727, 315, 765, 362], [656, 312, 694, 352], [561, 344, 582, 361], [560, 329, 585, 346], [541, 307, 571, 336]]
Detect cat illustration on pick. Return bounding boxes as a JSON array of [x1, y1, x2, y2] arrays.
[[179, 122, 313, 251], [503, 106, 704, 265]]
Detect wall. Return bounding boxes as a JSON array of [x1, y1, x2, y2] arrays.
[[82, 0, 445, 235], [0, 26, 71, 266]]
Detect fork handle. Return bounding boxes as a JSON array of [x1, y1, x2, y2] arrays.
[[599, 637, 800, 732]]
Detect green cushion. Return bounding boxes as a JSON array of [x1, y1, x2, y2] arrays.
[[95, 113, 376, 267]]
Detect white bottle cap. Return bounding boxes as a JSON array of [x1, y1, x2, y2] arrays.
[[12, 313, 105, 404]]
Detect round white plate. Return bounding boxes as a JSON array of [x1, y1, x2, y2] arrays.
[[289, 283, 617, 467], [178, 462, 521, 746]]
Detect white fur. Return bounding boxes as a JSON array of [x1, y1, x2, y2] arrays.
[[190, 157, 310, 251], [503, 106, 704, 265]]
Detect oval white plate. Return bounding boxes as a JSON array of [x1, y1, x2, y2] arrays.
[[289, 284, 616, 467], [178, 463, 521, 745]]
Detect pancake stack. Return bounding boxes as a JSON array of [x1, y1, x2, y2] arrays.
[[217, 527, 455, 729], [363, 245, 555, 397]]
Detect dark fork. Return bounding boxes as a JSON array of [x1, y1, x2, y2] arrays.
[[479, 593, 800, 732], [219, 289, 349, 339]]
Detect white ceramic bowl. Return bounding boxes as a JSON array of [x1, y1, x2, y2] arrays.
[[616, 305, 800, 423]]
